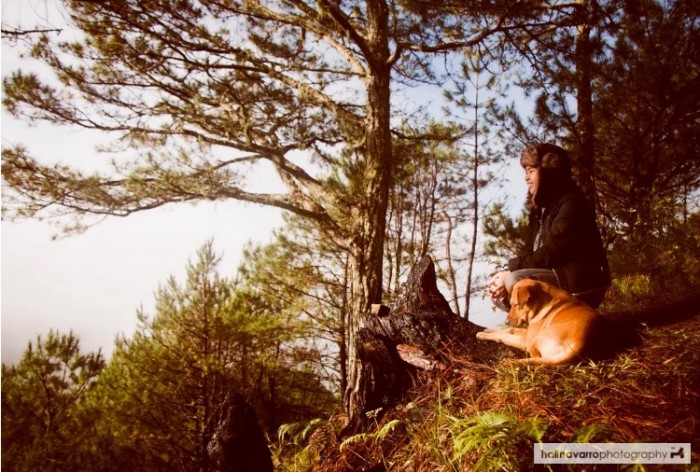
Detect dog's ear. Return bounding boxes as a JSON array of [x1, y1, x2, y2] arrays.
[[511, 280, 534, 308], [507, 282, 534, 325]]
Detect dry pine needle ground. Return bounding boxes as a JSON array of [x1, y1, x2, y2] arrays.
[[290, 313, 700, 472]]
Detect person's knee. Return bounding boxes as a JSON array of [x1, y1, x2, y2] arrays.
[[504, 271, 521, 293]]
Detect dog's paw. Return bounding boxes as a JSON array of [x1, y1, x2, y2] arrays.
[[476, 331, 491, 340]]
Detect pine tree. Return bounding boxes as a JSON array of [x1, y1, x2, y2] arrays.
[[92, 241, 334, 471], [592, 0, 700, 292], [1, 2, 579, 418], [1, 330, 105, 472], [593, 0, 700, 236], [237, 219, 351, 396]]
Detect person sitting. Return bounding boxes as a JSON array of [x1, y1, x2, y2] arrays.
[[488, 143, 611, 311]]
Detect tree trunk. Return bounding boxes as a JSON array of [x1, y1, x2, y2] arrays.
[[465, 85, 481, 316], [343, 255, 506, 434], [344, 0, 394, 419], [575, 0, 598, 208]]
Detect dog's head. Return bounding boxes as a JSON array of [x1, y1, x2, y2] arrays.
[[506, 279, 552, 326]]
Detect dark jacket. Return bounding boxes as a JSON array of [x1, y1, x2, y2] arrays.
[[508, 184, 611, 298]]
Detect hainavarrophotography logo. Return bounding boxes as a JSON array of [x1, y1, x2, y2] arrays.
[[534, 443, 691, 464]]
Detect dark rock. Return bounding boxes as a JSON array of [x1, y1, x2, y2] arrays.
[[207, 393, 273, 472]]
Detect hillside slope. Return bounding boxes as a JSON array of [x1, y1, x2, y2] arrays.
[[277, 311, 700, 471]]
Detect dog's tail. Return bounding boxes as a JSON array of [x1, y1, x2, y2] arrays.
[[601, 291, 700, 327], [584, 316, 640, 361], [594, 291, 700, 359]]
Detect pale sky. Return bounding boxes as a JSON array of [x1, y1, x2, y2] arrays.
[[0, 1, 283, 362], [1, 1, 516, 365], [1, 198, 284, 363], [0, 97, 286, 362]]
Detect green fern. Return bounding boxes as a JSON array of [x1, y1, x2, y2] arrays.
[[339, 419, 403, 450], [276, 418, 327, 472], [339, 432, 373, 450], [569, 422, 618, 443], [450, 412, 549, 471], [376, 419, 402, 440], [277, 418, 324, 446]]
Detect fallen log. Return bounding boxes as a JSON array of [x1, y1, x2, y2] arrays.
[[343, 255, 506, 434]]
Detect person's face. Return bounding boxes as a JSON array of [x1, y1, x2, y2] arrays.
[[524, 166, 540, 196]]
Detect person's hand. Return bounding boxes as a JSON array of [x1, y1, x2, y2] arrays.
[[488, 270, 509, 302]]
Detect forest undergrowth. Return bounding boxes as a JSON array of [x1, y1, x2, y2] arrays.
[[275, 309, 700, 472]]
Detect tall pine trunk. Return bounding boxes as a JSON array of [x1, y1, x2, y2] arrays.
[[575, 0, 598, 208], [464, 74, 482, 317], [344, 0, 393, 417]]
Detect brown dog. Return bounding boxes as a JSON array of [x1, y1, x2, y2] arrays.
[[476, 279, 600, 365]]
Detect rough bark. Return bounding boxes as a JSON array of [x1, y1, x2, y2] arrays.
[[343, 0, 395, 423], [343, 255, 506, 434]]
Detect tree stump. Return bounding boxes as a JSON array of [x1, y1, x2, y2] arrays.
[[343, 255, 506, 434], [207, 393, 274, 472]]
